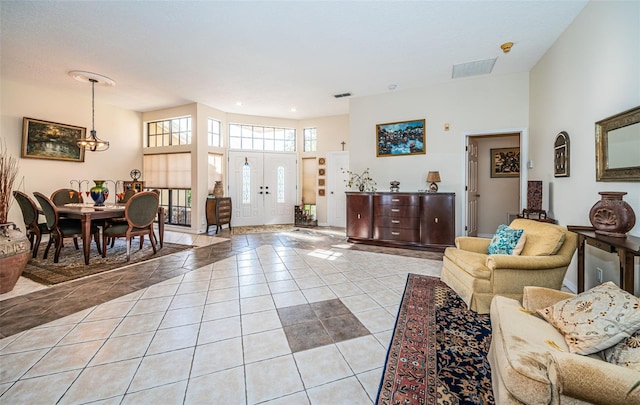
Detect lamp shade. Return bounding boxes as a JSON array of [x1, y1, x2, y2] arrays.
[[426, 171, 441, 183]]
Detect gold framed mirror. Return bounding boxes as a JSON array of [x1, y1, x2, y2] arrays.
[[595, 106, 640, 181]]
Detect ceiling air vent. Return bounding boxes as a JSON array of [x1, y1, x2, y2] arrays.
[[452, 58, 497, 79], [334, 92, 352, 98]]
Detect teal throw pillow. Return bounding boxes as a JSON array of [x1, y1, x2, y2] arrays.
[[487, 224, 525, 255]]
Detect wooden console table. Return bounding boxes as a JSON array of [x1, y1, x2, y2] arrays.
[[568, 226, 640, 294]]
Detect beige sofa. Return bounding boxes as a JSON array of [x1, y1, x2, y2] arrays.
[[441, 218, 577, 314], [488, 286, 640, 405]]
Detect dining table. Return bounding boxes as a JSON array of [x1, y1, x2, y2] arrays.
[[57, 203, 165, 265]]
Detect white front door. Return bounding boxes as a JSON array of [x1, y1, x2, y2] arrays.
[[326, 151, 349, 227], [229, 151, 296, 226]]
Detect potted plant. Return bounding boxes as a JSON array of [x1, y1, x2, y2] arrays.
[[0, 141, 30, 293]]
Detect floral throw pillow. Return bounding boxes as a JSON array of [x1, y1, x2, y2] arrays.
[[487, 224, 526, 255], [603, 329, 640, 371], [538, 281, 640, 355]]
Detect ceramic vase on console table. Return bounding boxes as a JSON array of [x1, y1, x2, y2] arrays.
[[90, 180, 109, 206], [589, 191, 636, 237]]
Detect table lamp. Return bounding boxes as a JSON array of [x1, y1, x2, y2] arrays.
[[427, 171, 441, 192]]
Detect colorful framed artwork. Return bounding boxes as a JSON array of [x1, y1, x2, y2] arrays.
[[376, 119, 425, 157], [490, 147, 520, 178], [21, 117, 86, 162], [554, 131, 570, 177]]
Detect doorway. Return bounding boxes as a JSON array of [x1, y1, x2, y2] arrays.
[[464, 130, 528, 237], [326, 151, 349, 227], [228, 151, 297, 226]]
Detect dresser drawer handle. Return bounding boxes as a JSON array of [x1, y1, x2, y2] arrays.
[[391, 208, 400, 212], [434, 217, 438, 223], [391, 198, 400, 202], [391, 232, 400, 236], [392, 220, 400, 224]]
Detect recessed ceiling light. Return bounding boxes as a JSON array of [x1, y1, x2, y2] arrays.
[[290, 108, 297, 112], [236, 101, 243, 106], [388, 84, 397, 90]]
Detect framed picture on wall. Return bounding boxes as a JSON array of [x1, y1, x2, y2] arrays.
[[21, 117, 86, 162], [554, 131, 570, 177], [376, 119, 425, 157], [490, 147, 520, 178]]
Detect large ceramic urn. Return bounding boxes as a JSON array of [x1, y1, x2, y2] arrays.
[[0, 222, 30, 294], [589, 192, 636, 237]]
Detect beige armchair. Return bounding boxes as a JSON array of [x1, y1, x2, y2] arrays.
[[441, 218, 577, 314]]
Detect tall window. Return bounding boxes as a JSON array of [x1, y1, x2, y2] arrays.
[[277, 166, 285, 203], [242, 164, 251, 204], [229, 124, 296, 151], [208, 153, 223, 192], [147, 117, 192, 147], [303, 128, 317, 152], [208, 118, 221, 147]]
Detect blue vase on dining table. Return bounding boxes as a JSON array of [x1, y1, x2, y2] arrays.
[[90, 180, 109, 206]]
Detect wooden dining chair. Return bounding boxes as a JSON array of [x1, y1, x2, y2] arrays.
[[13, 191, 51, 258], [102, 191, 159, 261], [51, 188, 83, 206], [33, 192, 101, 263]]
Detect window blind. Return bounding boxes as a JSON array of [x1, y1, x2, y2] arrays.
[[143, 153, 191, 189]]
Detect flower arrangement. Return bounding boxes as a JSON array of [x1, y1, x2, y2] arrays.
[[342, 168, 377, 192]]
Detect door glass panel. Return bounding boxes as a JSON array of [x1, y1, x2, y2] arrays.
[[242, 164, 251, 204], [277, 166, 285, 203]]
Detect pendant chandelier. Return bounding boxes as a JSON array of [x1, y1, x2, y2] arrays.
[[69, 71, 115, 152]]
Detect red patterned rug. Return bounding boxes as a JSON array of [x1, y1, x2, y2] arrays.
[[377, 274, 494, 404]]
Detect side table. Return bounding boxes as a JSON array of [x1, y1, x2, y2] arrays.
[[567, 225, 640, 294], [206, 197, 232, 234]]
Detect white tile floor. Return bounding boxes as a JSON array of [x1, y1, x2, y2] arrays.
[[0, 242, 443, 404]]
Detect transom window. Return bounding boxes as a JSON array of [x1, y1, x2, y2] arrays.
[[208, 118, 221, 147], [147, 117, 192, 147], [303, 128, 317, 152], [229, 124, 296, 152]]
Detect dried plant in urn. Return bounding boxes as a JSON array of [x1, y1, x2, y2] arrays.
[[0, 141, 30, 294]]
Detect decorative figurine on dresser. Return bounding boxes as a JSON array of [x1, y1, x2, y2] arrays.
[[206, 196, 232, 234]]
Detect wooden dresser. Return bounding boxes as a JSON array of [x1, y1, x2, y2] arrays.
[[206, 197, 232, 234], [346, 192, 455, 251]]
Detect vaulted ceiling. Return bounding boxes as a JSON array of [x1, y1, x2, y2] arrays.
[[1, 1, 588, 119]]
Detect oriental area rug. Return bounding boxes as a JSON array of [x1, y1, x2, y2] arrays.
[[22, 240, 193, 285], [377, 274, 494, 405]]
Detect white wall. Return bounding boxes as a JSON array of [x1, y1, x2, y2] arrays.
[[1, 78, 142, 226], [529, 0, 640, 292], [349, 72, 530, 236]]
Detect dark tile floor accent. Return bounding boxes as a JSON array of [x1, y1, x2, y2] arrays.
[[278, 298, 370, 353], [0, 227, 442, 339]]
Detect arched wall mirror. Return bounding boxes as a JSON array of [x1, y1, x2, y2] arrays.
[[595, 106, 640, 181]]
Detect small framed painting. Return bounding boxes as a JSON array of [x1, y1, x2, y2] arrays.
[[318, 189, 325, 196], [318, 178, 325, 186], [376, 119, 425, 157], [319, 168, 325, 176], [554, 131, 570, 177], [490, 147, 520, 178], [21, 117, 85, 162]]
